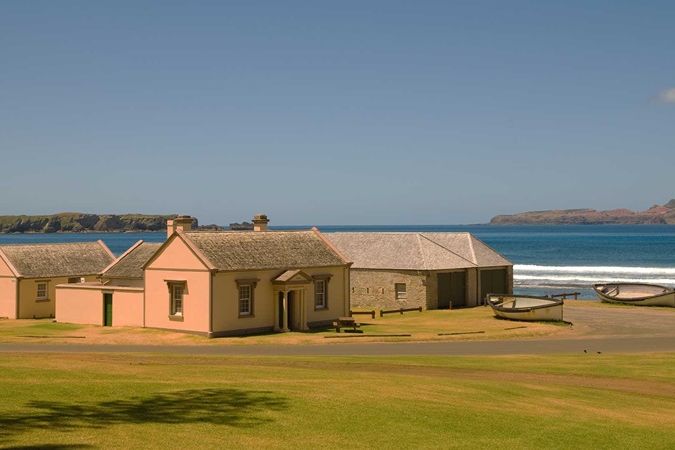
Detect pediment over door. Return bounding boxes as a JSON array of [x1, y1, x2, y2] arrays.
[[272, 269, 313, 285]]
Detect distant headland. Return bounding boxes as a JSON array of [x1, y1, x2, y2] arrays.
[[0, 213, 224, 233], [490, 199, 675, 225]]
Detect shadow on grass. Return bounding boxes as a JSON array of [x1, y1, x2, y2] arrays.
[[0, 388, 288, 440]]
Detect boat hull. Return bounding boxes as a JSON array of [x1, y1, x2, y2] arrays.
[[487, 294, 563, 322], [593, 283, 675, 307]]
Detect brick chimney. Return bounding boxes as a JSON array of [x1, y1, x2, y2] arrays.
[[252, 214, 269, 232], [167, 215, 193, 238]]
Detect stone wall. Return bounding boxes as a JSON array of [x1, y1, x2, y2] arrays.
[[349, 269, 430, 310]]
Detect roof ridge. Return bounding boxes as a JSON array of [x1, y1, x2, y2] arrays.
[[185, 230, 313, 234], [0, 240, 106, 248], [468, 234, 513, 266], [311, 227, 352, 265], [415, 234, 429, 270], [101, 240, 144, 275], [419, 233, 477, 267], [467, 234, 477, 265], [0, 247, 21, 277], [175, 230, 217, 270]]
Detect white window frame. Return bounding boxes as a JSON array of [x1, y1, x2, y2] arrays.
[[171, 284, 184, 316], [314, 279, 327, 309], [395, 283, 407, 300], [36, 282, 48, 300], [239, 284, 253, 316]]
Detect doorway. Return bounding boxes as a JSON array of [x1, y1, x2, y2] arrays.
[[278, 291, 299, 331], [103, 293, 113, 326], [437, 272, 466, 309], [480, 269, 508, 303]]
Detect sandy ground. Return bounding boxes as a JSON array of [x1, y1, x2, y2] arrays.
[[564, 300, 675, 337]]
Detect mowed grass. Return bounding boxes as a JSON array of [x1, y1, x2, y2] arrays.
[[0, 308, 570, 346], [1, 352, 675, 449]]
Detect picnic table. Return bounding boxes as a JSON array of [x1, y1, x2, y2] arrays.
[[333, 316, 361, 333]]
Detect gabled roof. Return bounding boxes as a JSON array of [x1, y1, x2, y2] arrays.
[[325, 232, 511, 271], [102, 240, 162, 279], [0, 240, 115, 278], [273, 269, 313, 284], [179, 229, 348, 272]]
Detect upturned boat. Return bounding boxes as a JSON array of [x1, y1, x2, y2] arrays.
[[592, 283, 675, 307], [486, 294, 563, 321]]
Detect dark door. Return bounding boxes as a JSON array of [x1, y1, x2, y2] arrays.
[[450, 271, 466, 307], [437, 273, 451, 309], [287, 291, 295, 331], [278, 291, 296, 330], [480, 269, 508, 303], [103, 293, 113, 326]]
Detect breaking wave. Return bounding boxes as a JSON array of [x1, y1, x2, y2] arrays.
[[514, 264, 675, 288]]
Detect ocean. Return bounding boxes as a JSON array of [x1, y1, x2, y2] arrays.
[[2, 224, 674, 299]]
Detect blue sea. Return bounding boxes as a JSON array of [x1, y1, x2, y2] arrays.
[[2, 225, 675, 299]]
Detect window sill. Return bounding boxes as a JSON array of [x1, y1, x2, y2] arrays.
[[168, 314, 184, 322], [314, 306, 328, 311], [36, 298, 50, 303]]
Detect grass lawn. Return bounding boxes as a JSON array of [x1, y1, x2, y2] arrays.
[[0, 307, 572, 346], [1, 352, 675, 449]]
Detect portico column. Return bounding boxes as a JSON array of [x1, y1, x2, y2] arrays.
[[282, 290, 289, 332], [273, 291, 281, 332]]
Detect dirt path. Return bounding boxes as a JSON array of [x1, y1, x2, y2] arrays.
[[2, 335, 675, 356], [564, 302, 675, 337]]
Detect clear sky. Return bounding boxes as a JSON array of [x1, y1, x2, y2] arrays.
[[1, 1, 674, 225]]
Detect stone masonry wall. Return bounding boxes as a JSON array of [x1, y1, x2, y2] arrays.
[[349, 269, 430, 310]]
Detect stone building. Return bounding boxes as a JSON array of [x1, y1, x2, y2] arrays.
[[326, 232, 512, 310]]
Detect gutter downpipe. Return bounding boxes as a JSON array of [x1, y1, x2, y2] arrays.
[[15, 277, 21, 319], [208, 270, 215, 338]]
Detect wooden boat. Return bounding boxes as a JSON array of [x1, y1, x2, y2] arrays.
[[486, 294, 563, 321], [592, 283, 675, 307]]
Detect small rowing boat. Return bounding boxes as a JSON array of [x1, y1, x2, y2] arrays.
[[592, 283, 675, 307], [486, 294, 563, 321]]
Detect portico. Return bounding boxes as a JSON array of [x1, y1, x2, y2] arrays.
[[273, 269, 313, 332]]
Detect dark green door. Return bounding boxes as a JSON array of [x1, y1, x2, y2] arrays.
[[480, 269, 508, 303], [437, 273, 451, 309], [103, 293, 113, 326], [450, 271, 466, 307]]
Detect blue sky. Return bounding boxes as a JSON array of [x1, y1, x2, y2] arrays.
[[1, 1, 674, 225]]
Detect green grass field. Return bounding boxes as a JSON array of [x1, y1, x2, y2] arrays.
[[1, 352, 675, 449]]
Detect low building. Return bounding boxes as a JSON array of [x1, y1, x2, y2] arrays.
[[144, 215, 352, 336], [0, 241, 115, 319], [55, 240, 161, 327], [56, 215, 352, 337], [325, 232, 512, 310]]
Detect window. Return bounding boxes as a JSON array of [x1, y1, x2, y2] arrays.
[[239, 284, 252, 316], [395, 283, 407, 300], [171, 284, 184, 316], [314, 279, 327, 309], [36, 282, 48, 300]]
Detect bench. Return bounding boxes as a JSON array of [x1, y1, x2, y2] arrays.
[[333, 317, 361, 333]]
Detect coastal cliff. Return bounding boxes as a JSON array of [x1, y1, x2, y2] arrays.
[[490, 200, 675, 225], [0, 213, 201, 233]]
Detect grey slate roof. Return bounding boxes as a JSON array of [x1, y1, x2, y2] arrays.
[[183, 230, 347, 271], [325, 232, 511, 271], [103, 241, 162, 279], [0, 241, 114, 278]]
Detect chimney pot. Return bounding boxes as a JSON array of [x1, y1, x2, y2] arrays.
[[252, 213, 270, 232], [167, 215, 194, 239]]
